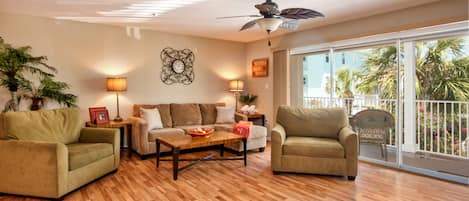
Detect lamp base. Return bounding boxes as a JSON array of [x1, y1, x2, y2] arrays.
[[113, 116, 123, 122]]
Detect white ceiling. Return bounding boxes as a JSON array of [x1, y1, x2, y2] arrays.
[[0, 0, 440, 42]]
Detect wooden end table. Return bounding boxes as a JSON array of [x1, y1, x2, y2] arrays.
[[155, 131, 247, 180], [235, 112, 266, 126], [86, 120, 133, 157]]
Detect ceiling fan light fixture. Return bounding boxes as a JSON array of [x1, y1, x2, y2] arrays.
[[255, 17, 283, 32]]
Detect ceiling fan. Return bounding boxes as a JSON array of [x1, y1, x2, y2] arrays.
[[217, 0, 325, 46]]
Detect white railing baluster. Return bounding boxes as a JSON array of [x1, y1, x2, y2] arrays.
[[444, 103, 447, 154], [466, 103, 469, 158], [430, 102, 433, 152], [451, 103, 455, 156], [424, 102, 427, 151], [458, 103, 462, 157], [437, 103, 440, 153], [417, 101, 421, 148]]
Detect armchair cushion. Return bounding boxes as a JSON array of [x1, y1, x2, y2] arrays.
[[276, 106, 348, 139], [1, 108, 82, 144], [67, 143, 113, 171], [283, 136, 345, 158]]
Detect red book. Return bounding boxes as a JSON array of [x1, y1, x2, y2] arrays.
[[233, 121, 253, 138]]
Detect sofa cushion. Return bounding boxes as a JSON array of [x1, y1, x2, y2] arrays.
[[283, 136, 345, 158], [199, 104, 217, 125], [67, 143, 114, 171], [133, 104, 172, 128], [148, 128, 185, 142], [171, 103, 202, 126], [1, 108, 82, 144], [140, 108, 164, 130], [215, 106, 235, 124], [276, 106, 348, 139]]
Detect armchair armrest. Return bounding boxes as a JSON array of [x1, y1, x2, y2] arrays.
[[338, 126, 358, 176], [79, 127, 120, 168], [271, 124, 287, 171], [0, 140, 68, 198], [79, 127, 119, 147]]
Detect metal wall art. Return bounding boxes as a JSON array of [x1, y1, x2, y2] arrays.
[[160, 47, 195, 85]]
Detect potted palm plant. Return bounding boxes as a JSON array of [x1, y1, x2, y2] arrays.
[[325, 67, 357, 115], [239, 93, 258, 106], [239, 94, 258, 114], [0, 37, 56, 111], [23, 76, 77, 110]]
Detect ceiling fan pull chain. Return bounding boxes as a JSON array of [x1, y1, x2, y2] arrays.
[[267, 30, 272, 46]]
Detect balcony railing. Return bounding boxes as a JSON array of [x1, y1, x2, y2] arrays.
[[303, 96, 469, 159]]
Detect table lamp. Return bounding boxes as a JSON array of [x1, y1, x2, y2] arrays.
[[229, 80, 244, 111], [107, 77, 127, 121]]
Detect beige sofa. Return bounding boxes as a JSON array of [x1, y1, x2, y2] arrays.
[[0, 108, 120, 199], [271, 106, 358, 180], [129, 103, 267, 157]]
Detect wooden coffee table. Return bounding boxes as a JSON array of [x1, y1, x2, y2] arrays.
[[155, 131, 247, 180]]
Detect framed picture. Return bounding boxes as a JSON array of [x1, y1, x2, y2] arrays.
[[94, 109, 110, 124], [89, 107, 106, 123], [252, 58, 269, 77]]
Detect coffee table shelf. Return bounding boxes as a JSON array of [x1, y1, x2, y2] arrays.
[[155, 131, 247, 180]]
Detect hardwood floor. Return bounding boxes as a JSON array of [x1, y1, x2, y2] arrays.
[[1, 144, 468, 201]]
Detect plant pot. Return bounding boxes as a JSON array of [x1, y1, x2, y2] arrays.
[[30, 98, 44, 111]]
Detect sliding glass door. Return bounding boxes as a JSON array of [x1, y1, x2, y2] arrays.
[[293, 32, 469, 184], [399, 36, 469, 182]]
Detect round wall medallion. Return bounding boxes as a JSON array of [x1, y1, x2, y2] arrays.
[[160, 47, 195, 85], [172, 59, 185, 74]]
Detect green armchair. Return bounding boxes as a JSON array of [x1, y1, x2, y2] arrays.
[[271, 106, 358, 180], [0, 108, 120, 199]]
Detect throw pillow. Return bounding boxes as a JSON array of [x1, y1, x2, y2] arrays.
[[215, 106, 235, 124], [140, 108, 163, 130], [233, 121, 253, 138]]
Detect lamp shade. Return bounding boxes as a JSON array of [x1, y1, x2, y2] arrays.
[[229, 80, 244, 92], [106, 77, 127, 92], [256, 17, 283, 32]]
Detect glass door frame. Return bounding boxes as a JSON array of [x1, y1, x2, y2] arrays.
[[290, 21, 469, 184]]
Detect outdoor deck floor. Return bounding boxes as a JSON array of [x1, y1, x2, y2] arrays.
[[360, 143, 469, 178]]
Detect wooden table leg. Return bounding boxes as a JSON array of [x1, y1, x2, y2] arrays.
[[220, 144, 224, 157], [243, 138, 247, 166], [156, 139, 160, 168], [127, 124, 132, 158], [173, 147, 180, 180]]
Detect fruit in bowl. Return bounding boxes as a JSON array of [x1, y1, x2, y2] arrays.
[[187, 127, 214, 137]]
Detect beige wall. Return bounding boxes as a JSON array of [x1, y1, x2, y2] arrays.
[[0, 13, 247, 120], [0, 0, 467, 128], [245, 0, 469, 132]]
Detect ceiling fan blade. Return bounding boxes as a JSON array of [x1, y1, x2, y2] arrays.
[[239, 20, 257, 31], [280, 8, 324, 19], [255, 4, 280, 15], [279, 20, 300, 30], [217, 15, 262, 19]]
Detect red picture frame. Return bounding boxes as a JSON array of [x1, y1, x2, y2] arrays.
[[94, 109, 110, 125], [89, 107, 106, 123]]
